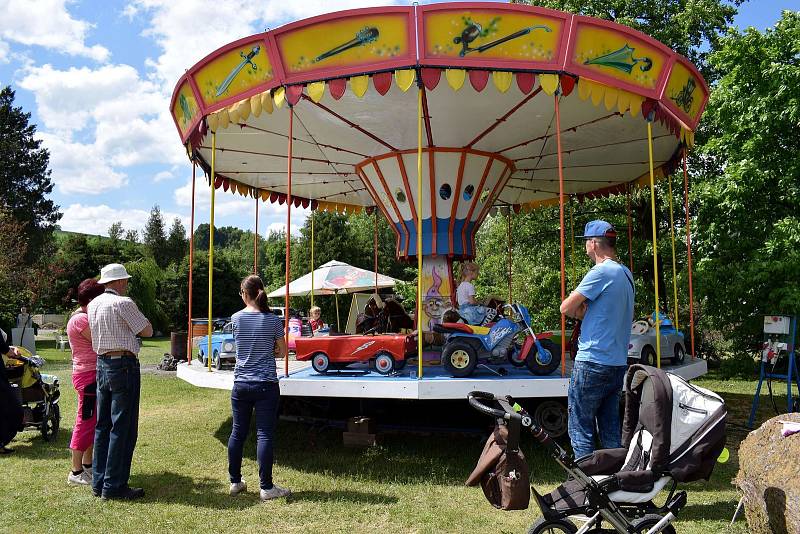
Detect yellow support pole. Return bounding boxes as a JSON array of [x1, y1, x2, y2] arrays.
[[310, 211, 314, 308], [416, 87, 423, 380], [647, 122, 661, 367], [667, 174, 679, 330], [207, 132, 216, 372]]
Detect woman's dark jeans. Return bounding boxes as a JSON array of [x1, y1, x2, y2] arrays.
[[228, 380, 280, 490]]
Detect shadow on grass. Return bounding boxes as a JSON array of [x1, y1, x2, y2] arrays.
[[213, 416, 565, 487], [131, 471, 254, 510], [287, 490, 397, 504], [679, 499, 740, 522], [7, 427, 71, 461]]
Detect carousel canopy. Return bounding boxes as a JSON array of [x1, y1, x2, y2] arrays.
[[170, 3, 708, 258], [267, 260, 399, 298]]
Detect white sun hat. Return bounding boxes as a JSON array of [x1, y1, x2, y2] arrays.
[[98, 263, 132, 284]]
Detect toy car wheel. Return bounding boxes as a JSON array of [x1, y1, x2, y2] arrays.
[[311, 352, 330, 374], [198, 349, 206, 366], [213, 350, 222, 370], [442, 340, 478, 378], [41, 403, 60, 442], [631, 514, 676, 534], [394, 359, 407, 371], [526, 339, 561, 376], [507, 337, 528, 367], [673, 343, 686, 364], [533, 400, 568, 438], [374, 352, 395, 375], [642, 345, 657, 367], [527, 517, 578, 534]]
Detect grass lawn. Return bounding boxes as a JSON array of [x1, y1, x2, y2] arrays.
[[0, 339, 791, 533]]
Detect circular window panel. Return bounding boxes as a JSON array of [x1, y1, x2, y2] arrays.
[[439, 183, 452, 200], [395, 188, 406, 203], [463, 184, 475, 201]]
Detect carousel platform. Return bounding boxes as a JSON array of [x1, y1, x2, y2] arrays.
[[176, 356, 708, 400]]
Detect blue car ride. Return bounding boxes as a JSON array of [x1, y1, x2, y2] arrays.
[[197, 320, 236, 369]]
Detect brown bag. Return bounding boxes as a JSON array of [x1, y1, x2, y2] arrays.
[[466, 423, 530, 510]]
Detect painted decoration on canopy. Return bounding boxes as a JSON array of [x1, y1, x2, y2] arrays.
[[275, 12, 411, 79], [422, 8, 565, 67], [195, 40, 274, 106], [172, 82, 199, 135], [569, 21, 668, 93], [356, 148, 514, 260], [663, 60, 707, 129]]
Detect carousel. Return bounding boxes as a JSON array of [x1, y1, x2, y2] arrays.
[[172, 3, 709, 411]]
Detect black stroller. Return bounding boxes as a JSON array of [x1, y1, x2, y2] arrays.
[[467, 364, 727, 533], [3, 347, 61, 442]]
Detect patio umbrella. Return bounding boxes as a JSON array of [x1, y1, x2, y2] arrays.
[[267, 260, 398, 298]]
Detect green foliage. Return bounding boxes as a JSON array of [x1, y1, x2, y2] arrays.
[[126, 258, 169, 333], [166, 217, 188, 266], [143, 205, 169, 268], [0, 86, 61, 261], [692, 11, 800, 350], [108, 221, 124, 240]]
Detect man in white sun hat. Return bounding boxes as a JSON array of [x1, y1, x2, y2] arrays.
[[88, 263, 152, 500]]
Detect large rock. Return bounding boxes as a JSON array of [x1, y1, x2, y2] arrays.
[[735, 412, 800, 534]]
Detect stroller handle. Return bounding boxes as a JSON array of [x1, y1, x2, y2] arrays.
[[468, 390, 516, 420]]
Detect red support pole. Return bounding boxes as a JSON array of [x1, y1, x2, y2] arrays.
[[683, 151, 696, 359], [555, 94, 567, 378], [284, 107, 294, 377], [374, 208, 379, 294], [627, 186, 634, 274], [186, 160, 196, 363], [254, 196, 259, 274], [507, 208, 512, 303]]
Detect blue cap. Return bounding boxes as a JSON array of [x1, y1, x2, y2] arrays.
[[578, 220, 617, 239]]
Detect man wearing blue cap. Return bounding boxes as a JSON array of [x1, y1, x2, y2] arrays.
[[560, 220, 634, 459]]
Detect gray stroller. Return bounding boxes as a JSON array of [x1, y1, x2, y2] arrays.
[[467, 364, 727, 533]]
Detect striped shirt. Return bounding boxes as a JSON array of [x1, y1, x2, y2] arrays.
[[87, 290, 149, 355], [232, 310, 283, 383]]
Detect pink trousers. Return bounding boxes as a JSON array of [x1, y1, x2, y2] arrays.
[[70, 370, 97, 451]]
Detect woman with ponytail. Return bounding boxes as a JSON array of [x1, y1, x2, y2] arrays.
[[227, 275, 291, 501]]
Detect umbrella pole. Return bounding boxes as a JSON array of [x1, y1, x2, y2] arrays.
[[310, 211, 314, 308], [335, 291, 340, 332], [285, 106, 294, 377], [187, 159, 196, 364], [647, 121, 661, 368], [555, 93, 567, 378], [207, 132, 216, 373]]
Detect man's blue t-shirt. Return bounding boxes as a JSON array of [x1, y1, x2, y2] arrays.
[[575, 259, 634, 367]]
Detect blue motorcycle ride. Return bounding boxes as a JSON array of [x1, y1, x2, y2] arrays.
[[434, 303, 561, 378]]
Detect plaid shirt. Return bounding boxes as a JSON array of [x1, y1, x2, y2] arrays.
[[87, 289, 150, 356]]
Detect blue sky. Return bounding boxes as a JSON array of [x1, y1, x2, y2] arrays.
[[0, 0, 795, 238]]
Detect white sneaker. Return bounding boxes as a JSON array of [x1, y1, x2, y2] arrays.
[[67, 470, 92, 486], [260, 484, 291, 501], [229, 480, 247, 496]]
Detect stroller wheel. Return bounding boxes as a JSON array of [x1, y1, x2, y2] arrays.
[[41, 403, 60, 442], [527, 518, 577, 534], [631, 514, 676, 534]]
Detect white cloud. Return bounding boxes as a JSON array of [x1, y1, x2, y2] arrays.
[[266, 222, 302, 237], [38, 132, 128, 194], [153, 170, 174, 182], [0, 0, 110, 62], [127, 0, 401, 88], [60, 203, 187, 237]]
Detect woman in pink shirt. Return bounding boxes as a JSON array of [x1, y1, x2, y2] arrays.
[[65, 279, 105, 486]]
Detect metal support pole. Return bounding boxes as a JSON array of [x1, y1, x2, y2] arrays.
[[254, 196, 259, 274], [416, 86, 423, 379], [207, 133, 216, 372], [667, 174, 679, 330], [682, 151, 696, 359], [555, 94, 567, 378], [646, 121, 661, 367], [187, 160, 196, 364], [284, 107, 294, 377]]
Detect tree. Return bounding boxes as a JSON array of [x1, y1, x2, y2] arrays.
[[692, 11, 800, 349], [124, 229, 139, 243], [0, 208, 29, 330], [0, 86, 61, 261], [143, 205, 168, 267], [166, 217, 188, 266], [516, 0, 739, 77], [108, 221, 124, 240]]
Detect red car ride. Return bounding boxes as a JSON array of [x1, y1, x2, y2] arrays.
[[295, 333, 417, 375]]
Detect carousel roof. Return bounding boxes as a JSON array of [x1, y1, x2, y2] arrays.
[[170, 2, 708, 214]]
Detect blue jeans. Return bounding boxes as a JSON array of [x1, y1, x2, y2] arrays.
[[93, 356, 140, 495], [567, 360, 627, 459], [228, 381, 280, 490], [459, 304, 490, 325]]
